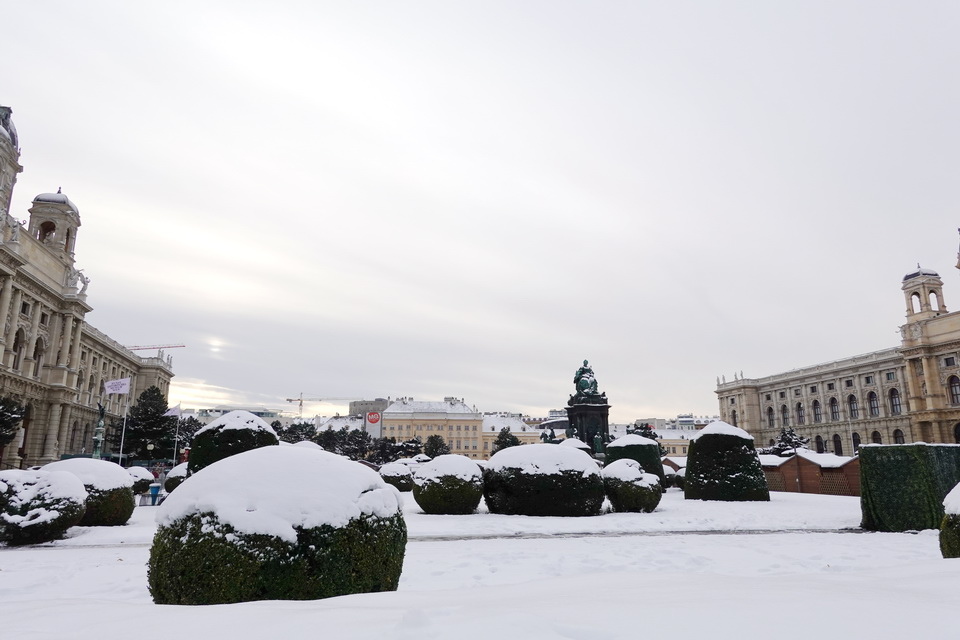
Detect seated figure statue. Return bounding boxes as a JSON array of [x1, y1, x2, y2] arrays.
[[574, 359, 599, 395]]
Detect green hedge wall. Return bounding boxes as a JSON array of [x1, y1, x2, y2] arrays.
[[683, 434, 769, 502], [860, 444, 960, 532], [188, 427, 279, 476]]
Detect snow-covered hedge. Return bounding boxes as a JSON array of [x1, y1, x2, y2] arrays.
[[602, 459, 662, 513], [0, 469, 87, 545], [43, 458, 136, 526], [379, 462, 414, 492], [941, 482, 960, 558], [187, 410, 279, 476], [482, 444, 604, 517], [683, 422, 769, 502], [164, 462, 188, 493], [605, 435, 665, 485], [412, 454, 483, 515], [128, 466, 155, 495], [148, 446, 406, 605]]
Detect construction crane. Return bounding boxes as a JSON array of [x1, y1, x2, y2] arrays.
[[285, 393, 359, 418]]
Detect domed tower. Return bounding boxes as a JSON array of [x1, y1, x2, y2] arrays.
[[0, 106, 23, 218], [27, 188, 81, 261], [901, 265, 947, 321]]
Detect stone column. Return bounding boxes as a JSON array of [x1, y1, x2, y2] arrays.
[[4, 287, 21, 367], [56, 405, 72, 456], [68, 319, 83, 370], [41, 403, 62, 462], [25, 297, 42, 368], [48, 313, 64, 366], [921, 357, 941, 410], [0, 276, 12, 345], [59, 314, 74, 367]]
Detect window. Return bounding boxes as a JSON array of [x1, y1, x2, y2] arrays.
[[779, 391, 786, 399], [872, 431, 883, 444], [946, 357, 957, 368], [950, 376, 960, 405], [848, 395, 859, 419], [845, 379, 854, 388], [829, 397, 840, 421], [730, 397, 736, 405], [894, 429, 905, 444], [780, 405, 789, 427], [833, 434, 843, 456], [886, 371, 896, 381], [889, 389, 902, 415], [864, 375, 873, 385], [767, 407, 776, 428], [813, 400, 822, 423], [852, 432, 861, 452], [815, 435, 825, 453], [795, 403, 805, 425], [810, 385, 818, 393], [765, 394, 771, 401], [731, 410, 738, 427], [20, 302, 29, 315], [868, 391, 880, 417], [827, 382, 835, 391], [794, 389, 801, 397], [40, 313, 48, 325]]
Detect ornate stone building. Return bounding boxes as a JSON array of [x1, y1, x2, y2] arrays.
[[716, 249, 960, 454], [0, 106, 174, 469]]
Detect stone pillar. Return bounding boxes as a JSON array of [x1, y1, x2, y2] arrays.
[[67, 318, 83, 370], [4, 287, 20, 366], [48, 312, 64, 366], [921, 357, 941, 410], [41, 403, 63, 462], [0, 276, 12, 345], [56, 405, 72, 456], [25, 297, 42, 368], [59, 314, 74, 367]]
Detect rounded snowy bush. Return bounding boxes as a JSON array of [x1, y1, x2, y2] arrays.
[[379, 462, 414, 492], [940, 483, 960, 558], [683, 422, 769, 502], [560, 437, 592, 453], [164, 462, 188, 493], [128, 466, 155, 495], [482, 444, 604, 517], [0, 470, 88, 545], [188, 410, 279, 476], [601, 459, 662, 513], [148, 446, 406, 605], [605, 435, 666, 485], [673, 468, 686, 490], [43, 458, 136, 526], [412, 454, 483, 515]]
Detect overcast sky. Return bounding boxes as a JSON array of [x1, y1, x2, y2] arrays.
[[3, 2, 958, 423]]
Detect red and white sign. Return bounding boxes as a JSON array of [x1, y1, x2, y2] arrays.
[[366, 412, 381, 424]]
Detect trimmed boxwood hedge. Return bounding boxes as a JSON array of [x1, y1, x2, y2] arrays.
[[861, 443, 960, 532], [79, 487, 136, 526], [0, 470, 87, 545], [684, 432, 769, 502], [604, 436, 666, 485], [379, 463, 414, 492], [148, 510, 407, 605], [188, 412, 279, 476], [602, 460, 662, 513], [412, 455, 483, 515], [941, 514, 960, 558]]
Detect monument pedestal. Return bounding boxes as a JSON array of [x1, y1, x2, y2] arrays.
[[566, 402, 610, 455]]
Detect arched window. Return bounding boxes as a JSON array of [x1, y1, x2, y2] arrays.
[[852, 432, 861, 452], [815, 435, 825, 453], [868, 391, 880, 417], [781, 405, 789, 427], [731, 410, 738, 427], [833, 434, 843, 456], [829, 397, 840, 421], [911, 292, 922, 313], [893, 429, 905, 444], [767, 406, 776, 428], [796, 403, 805, 425], [950, 376, 960, 405], [872, 430, 883, 444], [813, 400, 822, 423], [930, 291, 941, 311], [889, 388, 902, 415], [848, 394, 859, 419], [38, 220, 56, 242]]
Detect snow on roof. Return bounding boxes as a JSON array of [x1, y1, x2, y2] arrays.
[[194, 410, 278, 438], [318, 415, 363, 431], [758, 454, 791, 467], [795, 449, 853, 468], [157, 446, 401, 542], [601, 459, 660, 487], [33, 191, 79, 213], [607, 434, 658, 448], [42, 458, 134, 491], [663, 456, 687, 467], [482, 414, 531, 432], [487, 443, 600, 477], [385, 398, 479, 416], [413, 454, 482, 485], [691, 420, 753, 441]]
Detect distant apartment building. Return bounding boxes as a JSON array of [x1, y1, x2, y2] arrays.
[[381, 397, 484, 458]]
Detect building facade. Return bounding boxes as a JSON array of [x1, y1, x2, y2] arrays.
[[716, 257, 960, 454], [381, 397, 485, 458], [0, 106, 174, 469]]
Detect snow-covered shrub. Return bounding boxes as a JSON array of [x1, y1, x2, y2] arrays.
[[560, 437, 592, 453], [602, 459, 662, 513], [482, 444, 604, 517], [43, 458, 136, 526], [860, 443, 960, 532], [412, 454, 483, 515], [148, 446, 406, 605], [941, 483, 960, 558], [0, 470, 87, 545], [128, 466, 155, 495], [661, 467, 677, 489], [683, 422, 769, 502], [379, 462, 413, 492], [673, 467, 685, 490], [188, 410, 279, 476], [605, 435, 666, 485], [164, 462, 187, 493]]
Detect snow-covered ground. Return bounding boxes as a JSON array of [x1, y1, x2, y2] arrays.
[[1, 490, 956, 639]]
